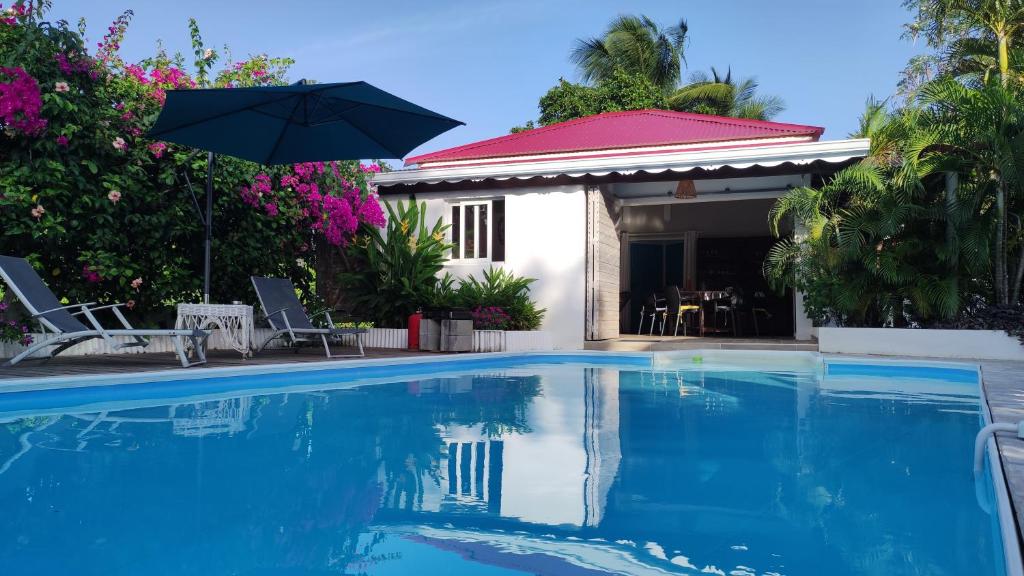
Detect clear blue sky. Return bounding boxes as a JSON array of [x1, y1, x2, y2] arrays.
[[51, 0, 924, 159]]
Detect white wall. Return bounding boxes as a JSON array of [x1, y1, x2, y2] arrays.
[[818, 327, 1024, 360], [408, 184, 588, 350]]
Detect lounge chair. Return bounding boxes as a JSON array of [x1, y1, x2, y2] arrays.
[[0, 255, 209, 367], [250, 276, 366, 358]]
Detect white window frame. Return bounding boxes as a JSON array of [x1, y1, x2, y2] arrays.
[[449, 199, 494, 263]]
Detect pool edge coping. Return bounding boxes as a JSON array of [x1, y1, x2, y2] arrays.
[[979, 366, 1024, 576]]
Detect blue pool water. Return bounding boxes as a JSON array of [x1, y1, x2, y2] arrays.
[[0, 357, 1006, 575]]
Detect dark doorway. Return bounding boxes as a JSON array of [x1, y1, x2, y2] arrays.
[[696, 237, 794, 336], [628, 240, 684, 333]]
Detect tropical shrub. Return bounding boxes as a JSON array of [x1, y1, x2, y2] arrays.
[[0, 2, 384, 326], [767, 0, 1024, 336], [455, 266, 545, 331], [340, 199, 451, 328], [0, 300, 32, 346]]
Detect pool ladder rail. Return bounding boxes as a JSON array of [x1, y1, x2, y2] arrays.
[[974, 421, 1024, 475]]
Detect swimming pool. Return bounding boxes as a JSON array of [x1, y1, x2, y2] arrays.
[[0, 352, 1014, 575]]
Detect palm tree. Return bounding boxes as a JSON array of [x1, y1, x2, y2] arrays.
[[668, 67, 785, 120], [764, 102, 980, 325], [917, 77, 1024, 304], [905, 1, 1024, 303], [570, 15, 688, 93]]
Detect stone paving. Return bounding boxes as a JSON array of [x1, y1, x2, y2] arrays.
[[981, 360, 1024, 531]]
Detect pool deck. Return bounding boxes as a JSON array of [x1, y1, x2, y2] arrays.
[[980, 360, 1024, 533], [0, 347, 431, 380]]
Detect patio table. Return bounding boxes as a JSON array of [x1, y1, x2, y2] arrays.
[[175, 303, 254, 357]]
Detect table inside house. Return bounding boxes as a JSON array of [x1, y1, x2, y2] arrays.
[[679, 290, 730, 336], [175, 303, 254, 357]]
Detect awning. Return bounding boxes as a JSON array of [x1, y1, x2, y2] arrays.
[[374, 138, 870, 188]]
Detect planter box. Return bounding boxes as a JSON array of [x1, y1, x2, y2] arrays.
[[818, 327, 1024, 361], [472, 330, 554, 352], [1, 327, 554, 359]]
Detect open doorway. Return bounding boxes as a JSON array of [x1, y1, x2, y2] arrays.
[[620, 198, 795, 338]]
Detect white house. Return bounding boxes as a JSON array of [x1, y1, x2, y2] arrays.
[[374, 110, 869, 350]]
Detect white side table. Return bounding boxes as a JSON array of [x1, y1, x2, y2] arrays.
[[175, 303, 254, 357]]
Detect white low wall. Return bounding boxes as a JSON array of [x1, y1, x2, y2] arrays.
[[1, 328, 554, 360], [818, 327, 1024, 361], [473, 330, 554, 352]]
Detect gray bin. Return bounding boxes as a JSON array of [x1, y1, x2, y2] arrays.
[[419, 319, 441, 351], [440, 319, 473, 352]]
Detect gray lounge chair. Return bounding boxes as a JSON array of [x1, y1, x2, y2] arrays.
[[251, 276, 366, 358], [0, 255, 209, 368]]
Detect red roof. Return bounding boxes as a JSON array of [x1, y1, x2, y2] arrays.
[[405, 109, 825, 166]]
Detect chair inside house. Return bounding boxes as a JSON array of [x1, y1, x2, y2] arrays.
[[711, 287, 740, 337], [636, 291, 668, 336], [666, 286, 702, 336], [751, 290, 773, 337]]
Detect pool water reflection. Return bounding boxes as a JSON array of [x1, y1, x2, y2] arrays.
[[0, 361, 1004, 575]]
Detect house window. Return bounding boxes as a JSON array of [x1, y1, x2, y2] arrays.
[[450, 199, 505, 261]]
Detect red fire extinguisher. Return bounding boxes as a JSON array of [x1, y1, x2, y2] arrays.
[[407, 310, 422, 351]]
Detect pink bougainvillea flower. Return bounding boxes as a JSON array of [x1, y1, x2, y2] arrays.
[[54, 81, 69, 93], [148, 142, 166, 158], [107, 190, 122, 203], [111, 136, 126, 151], [55, 135, 69, 147], [81, 265, 102, 283], [130, 277, 143, 290], [0, 66, 48, 135], [30, 204, 44, 219], [264, 203, 279, 217], [126, 299, 136, 310]]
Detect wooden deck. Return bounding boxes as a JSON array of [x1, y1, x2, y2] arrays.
[[0, 347, 430, 381]]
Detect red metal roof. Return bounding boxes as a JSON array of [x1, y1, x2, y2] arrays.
[[405, 109, 825, 166]]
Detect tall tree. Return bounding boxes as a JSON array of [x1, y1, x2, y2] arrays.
[[668, 67, 785, 120], [514, 15, 786, 130], [570, 15, 688, 93]]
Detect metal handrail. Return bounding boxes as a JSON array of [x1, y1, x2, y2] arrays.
[[974, 421, 1024, 474]]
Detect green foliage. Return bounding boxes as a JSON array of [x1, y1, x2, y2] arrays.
[[570, 14, 688, 92], [340, 199, 451, 328], [0, 4, 379, 326], [535, 69, 667, 126], [340, 210, 546, 331], [768, 0, 1024, 330], [454, 267, 545, 331], [668, 67, 785, 120], [516, 14, 784, 129]]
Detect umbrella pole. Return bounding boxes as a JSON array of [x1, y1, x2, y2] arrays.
[[204, 151, 215, 304]]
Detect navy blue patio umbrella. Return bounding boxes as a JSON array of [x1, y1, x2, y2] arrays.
[[148, 80, 463, 302]]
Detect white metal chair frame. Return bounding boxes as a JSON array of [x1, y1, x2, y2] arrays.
[[251, 277, 366, 359], [0, 258, 208, 368]]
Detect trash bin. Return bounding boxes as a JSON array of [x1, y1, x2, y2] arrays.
[[441, 318, 473, 352], [418, 317, 441, 352], [420, 308, 473, 352]]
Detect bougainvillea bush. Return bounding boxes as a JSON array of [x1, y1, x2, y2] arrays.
[[0, 2, 385, 326]]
